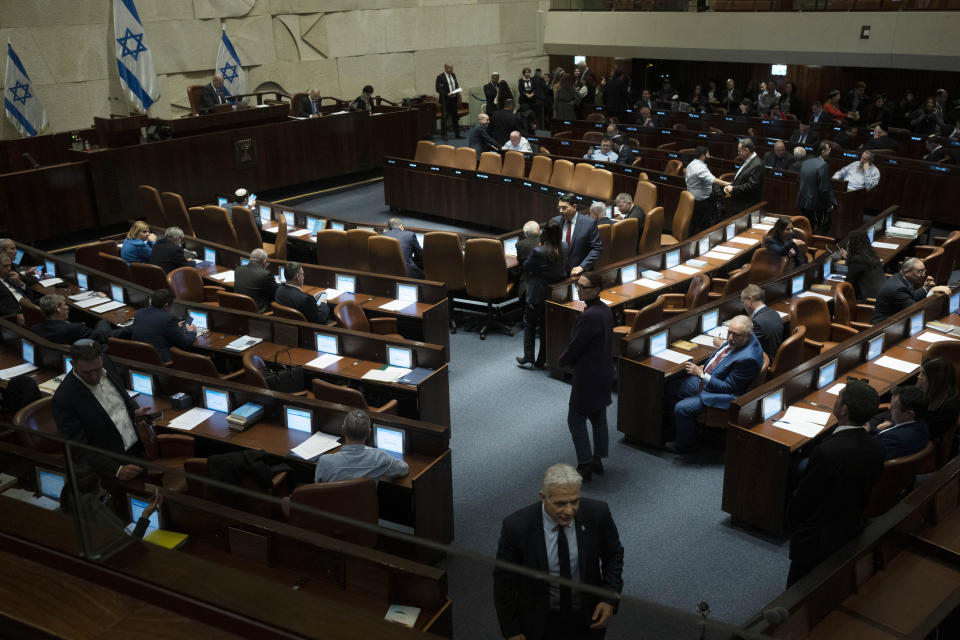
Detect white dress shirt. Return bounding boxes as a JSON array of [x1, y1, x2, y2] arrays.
[[503, 137, 533, 153], [75, 369, 138, 451], [561, 212, 579, 251], [585, 148, 618, 162], [445, 73, 457, 91], [833, 161, 880, 191], [2, 278, 22, 302]]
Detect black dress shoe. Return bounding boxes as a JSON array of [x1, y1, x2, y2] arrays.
[[576, 464, 593, 482], [664, 441, 694, 454], [590, 457, 605, 475], [533, 360, 546, 369], [516, 356, 534, 367]]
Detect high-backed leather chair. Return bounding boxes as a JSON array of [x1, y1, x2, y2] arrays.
[[833, 281, 872, 329], [570, 163, 593, 194], [240, 351, 270, 389], [767, 325, 806, 380], [232, 207, 264, 254], [664, 159, 684, 176], [138, 185, 167, 229], [270, 301, 307, 322], [549, 159, 575, 190], [613, 297, 665, 337], [423, 232, 466, 293], [656, 274, 711, 317], [609, 218, 639, 263], [333, 300, 400, 337], [583, 130, 603, 142], [287, 479, 379, 548], [463, 238, 515, 339], [454, 146, 477, 171], [789, 297, 858, 358], [528, 155, 552, 183], [587, 168, 613, 200], [502, 150, 526, 178], [345, 229, 375, 272], [864, 442, 935, 517], [130, 262, 169, 290], [19, 298, 45, 327], [199, 206, 238, 247], [478, 152, 502, 174], [748, 248, 783, 283], [106, 337, 168, 366], [433, 144, 456, 168], [414, 140, 436, 163], [75, 241, 118, 271], [638, 206, 664, 254], [790, 215, 832, 252], [288, 92, 307, 116], [169, 347, 244, 381], [160, 192, 195, 237], [315, 230, 350, 269], [14, 397, 63, 458], [167, 266, 223, 303], [924, 340, 960, 385], [271, 215, 289, 261], [217, 290, 262, 314], [186, 85, 204, 114], [634, 180, 657, 215], [595, 224, 613, 269], [311, 378, 397, 414], [99, 252, 132, 280], [661, 191, 695, 245], [709, 264, 752, 299], [368, 235, 407, 277], [185, 457, 288, 518]]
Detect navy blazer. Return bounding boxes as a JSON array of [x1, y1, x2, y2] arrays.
[[383, 228, 424, 278], [874, 421, 929, 460], [275, 284, 331, 325], [872, 272, 926, 323], [559, 297, 614, 414], [31, 319, 107, 345], [551, 214, 602, 273], [796, 156, 836, 211], [130, 306, 197, 361], [751, 305, 784, 360], [0, 281, 22, 316], [148, 237, 191, 273], [699, 334, 765, 409], [493, 498, 624, 640]]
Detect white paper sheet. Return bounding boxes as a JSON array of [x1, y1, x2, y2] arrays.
[[632, 278, 666, 290], [210, 270, 235, 281], [772, 420, 824, 438], [783, 406, 832, 425], [916, 331, 959, 343], [874, 355, 919, 374], [640, 270, 664, 280], [702, 251, 729, 260], [711, 245, 741, 254], [166, 408, 214, 431], [871, 241, 898, 250], [225, 335, 262, 352], [289, 228, 312, 237], [894, 220, 921, 229], [38, 277, 63, 287], [305, 353, 343, 369], [776, 310, 789, 319], [290, 431, 341, 460], [651, 349, 693, 364], [730, 237, 759, 246], [88, 300, 126, 313], [0, 363, 38, 380], [670, 265, 700, 275], [380, 299, 415, 312], [753, 223, 773, 231], [599, 297, 615, 306], [322, 288, 344, 301], [362, 366, 412, 382], [707, 326, 728, 339], [69, 291, 98, 301], [691, 334, 719, 347], [796, 291, 832, 301], [74, 295, 108, 308], [826, 382, 846, 396]]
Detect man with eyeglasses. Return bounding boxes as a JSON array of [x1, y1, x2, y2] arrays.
[[666, 315, 764, 454], [872, 257, 951, 324]]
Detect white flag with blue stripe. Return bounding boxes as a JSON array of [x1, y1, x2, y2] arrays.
[[4, 42, 47, 137], [216, 27, 246, 99], [113, 0, 160, 113]]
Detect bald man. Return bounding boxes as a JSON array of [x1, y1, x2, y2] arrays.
[[467, 113, 500, 159]]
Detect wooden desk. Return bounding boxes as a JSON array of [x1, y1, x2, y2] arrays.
[[148, 104, 290, 137]]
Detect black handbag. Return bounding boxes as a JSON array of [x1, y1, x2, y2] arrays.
[[262, 349, 305, 393]]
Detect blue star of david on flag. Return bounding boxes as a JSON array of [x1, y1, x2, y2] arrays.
[[116, 28, 148, 61], [216, 28, 246, 98], [219, 61, 238, 83], [9, 80, 31, 106], [5, 42, 47, 137], [113, 0, 160, 113]]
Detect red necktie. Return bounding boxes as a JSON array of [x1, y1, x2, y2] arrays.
[[565, 221, 572, 246], [700, 346, 730, 391]]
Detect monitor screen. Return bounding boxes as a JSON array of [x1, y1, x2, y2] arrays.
[[110, 284, 124, 303], [650, 331, 668, 355], [44, 260, 55, 277], [190, 310, 208, 330], [761, 390, 782, 421], [217, 196, 228, 207], [823, 261, 832, 280], [13, 249, 23, 265], [203, 387, 230, 413], [791, 275, 804, 295], [726, 223, 736, 240], [306, 217, 323, 234], [315, 333, 338, 355], [248, 193, 257, 203], [867, 335, 884, 360], [21, 340, 34, 365], [621, 264, 637, 284], [818, 359, 838, 390], [63, 355, 72, 374], [396, 283, 418, 303], [283, 211, 295, 227], [331, 222, 345, 231], [259, 204, 272, 222], [503, 237, 518, 257], [570, 283, 580, 302], [335, 274, 355, 293], [701, 309, 719, 333], [374, 425, 405, 460], [129, 496, 160, 534], [771, 64, 787, 76], [910, 312, 924, 336], [951, 292, 960, 314], [284, 406, 313, 433], [76, 271, 88, 290], [665, 250, 680, 269], [36, 468, 65, 500], [415, 233, 425, 248], [130, 371, 154, 396], [867, 228, 875, 243], [240, 258, 249, 266], [388, 346, 413, 369], [698, 237, 710, 256]]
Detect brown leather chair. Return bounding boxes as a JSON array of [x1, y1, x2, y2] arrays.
[[345, 229, 375, 272], [169, 347, 244, 381], [240, 350, 270, 389], [160, 192, 196, 237], [923, 340, 960, 386], [463, 238, 515, 339], [661, 191, 695, 245], [614, 297, 665, 337], [423, 231, 466, 331], [184, 457, 288, 518], [595, 224, 613, 269], [270, 301, 306, 321], [14, 397, 63, 458], [478, 152, 502, 174], [609, 218, 639, 263], [288, 92, 307, 116], [570, 163, 593, 194], [657, 143, 676, 151], [915, 230, 960, 286], [549, 159, 575, 190], [414, 140, 436, 163], [936, 417, 960, 470], [833, 281, 872, 329], [656, 274, 711, 317], [75, 241, 119, 271], [368, 235, 407, 278], [538, 145, 550, 156], [186, 85, 204, 114], [138, 185, 167, 228], [583, 130, 603, 142], [502, 150, 526, 178], [167, 266, 223, 303], [748, 248, 783, 283], [709, 264, 752, 299], [864, 441, 935, 517], [315, 230, 350, 269], [333, 300, 400, 337], [130, 262, 169, 290], [217, 290, 262, 314], [638, 206, 664, 254], [199, 206, 238, 248], [664, 159, 683, 176], [98, 252, 132, 281], [232, 207, 264, 254], [132, 421, 197, 493], [271, 215, 289, 260], [311, 378, 398, 414], [789, 297, 858, 358], [587, 168, 613, 200], [433, 144, 456, 168], [767, 325, 806, 380], [634, 180, 657, 216], [528, 155, 552, 183], [19, 298, 45, 327], [921, 246, 945, 282], [287, 479, 379, 548], [790, 215, 832, 251], [107, 337, 168, 366], [454, 146, 477, 171]]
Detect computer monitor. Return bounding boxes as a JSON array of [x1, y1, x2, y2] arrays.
[[248, 193, 257, 203], [388, 345, 413, 369], [190, 309, 208, 331], [330, 222, 345, 231], [110, 284, 124, 303], [63, 355, 72, 374], [823, 260, 832, 280], [44, 260, 55, 277], [867, 335, 884, 360], [128, 495, 160, 535], [284, 405, 313, 434], [374, 425, 405, 460], [951, 292, 960, 314], [202, 387, 230, 413], [867, 227, 875, 243], [305, 217, 321, 234], [240, 258, 249, 266], [130, 371, 154, 396], [335, 274, 355, 293], [910, 311, 924, 336], [570, 283, 580, 302], [283, 211, 295, 227], [36, 468, 66, 501], [698, 237, 710, 256], [503, 237, 518, 257], [701, 309, 719, 333], [817, 359, 838, 390], [761, 389, 782, 421], [620, 264, 637, 284], [665, 250, 680, 269], [259, 204, 272, 223], [13, 249, 23, 265], [397, 283, 418, 303], [650, 331, 668, 355], [217, 196, 228, 207], [791, 275, 804, 295], [76, 271, 88, 290], [203, 248, 216, 264], [315, 332, 339, 355], [21, 339, 34, 365], [726, 222, 736, 240]]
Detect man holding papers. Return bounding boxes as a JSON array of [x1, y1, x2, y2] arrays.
[[872, 257, 951, 323], [786, 380, 885, 585], [435, 63, 462, 139], [314, 410, 408, 482], [667, 315, 764, 454]]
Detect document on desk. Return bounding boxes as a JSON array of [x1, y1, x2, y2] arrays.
[[651, 349, 692, 364], [753, 223, 773, 231], [362, 366, 412, 382], [380, 299, 415, 312], [776, 310, 789, 319], [712, 245, 741, 254], [894, 220, 921, 230], [210, 270, 235, 282], [322, 288, 345, 302], [871, 241, 899, 250], [39, 277, 63, 287], [874, 355, 919, 374], [305, 353, 342, 369], [670, 265, 700, 275], [826, 382, 846, 396], [691, 334, 719, 347], [702, 251, 732, 260], [166, 408, 214, 431], [782, 406, 832, 425], [640, 270, 664, 280], [291, 431, 341, 460], [0, 362, 38, 380], [88, 300, 126, 313], [773, 419, 823, 438], [74, 295, 107, 308], [730, 237, 759, 246], [916, 331, 959, 343], [289, 228, 312, 237], [632, 278, 666, 290], [797, 291, 832, 301], [69, 291, 98, 301], [706, 326, 728, 339], [225, 335, 263, 352]]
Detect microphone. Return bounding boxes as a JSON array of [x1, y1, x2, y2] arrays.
[[22, 152, 39, 169]]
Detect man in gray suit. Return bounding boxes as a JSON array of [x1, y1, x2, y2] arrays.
[[797, 142, 837, 235], [551, 193, 602, 277], [383, 218, 424, 279]]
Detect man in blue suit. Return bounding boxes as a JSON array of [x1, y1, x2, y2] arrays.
[[551, 193, 602, 277], [667, 315, 764, 453], [871, 385, 929, 460], [383, 217, 424, 279]]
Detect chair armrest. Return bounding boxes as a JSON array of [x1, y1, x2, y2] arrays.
[[156, 434, 196, 458], [851, 321, 872, 331], [855, 303, 874, 324], [370, 317, 399, 335], [373, 398, 399, 415], [622, 309, 639, 326], [270, 471, 289, 497], [659, 293, 686, 309], [914, 245, 937, 259], [663, 307, 689, 317], [804, 337, 825, 353], [612, 325, 631, 336], [203, 285, 225, 302], [809, 234, 834, 250], [220, 370, 246, 382], [830, 323, 859, 341], [710, 278, 729, 293], [706, 291, 722, 300], [933, 235, 948, 246]]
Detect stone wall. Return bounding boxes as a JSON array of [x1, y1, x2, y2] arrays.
[[0, 0, 549, 138]]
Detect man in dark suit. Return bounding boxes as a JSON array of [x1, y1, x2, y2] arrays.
[[31, 294, 120, 345], [490, 100, 525, 146], [633, 89, 655, 113], [466, 113, 499, 160], [667, 315, 765, 454], [294, 88, 322, 118], [861, 124, 897, 152], [198, 73, 228, 113], [532, 68, 548, 130], [740, 285, 783, 361], [552, 193, 602, 277], [383, 218, 424, 279], [832, 125, 857, 150], [576, 62, 596, 115], [435, 63, 462, 139], [789, 121, 820, 147], [613, 193, 645, 231], [762, 140, 792, 170], [149, 227, 192, 273], [787, 380, 885, 585], [275, 262, 331, 325], [871, 385, 930, 460], [797, 142, 837, 234], [235, 248, 278, 314], [588, 202, 614, 228], [493, 463, 624, 639], [720, 78, 741, 113], [872, 257, 951, 323], [516, 221, 541, 267], [52, 339, 154, 481], [809, 101, 828, 125], [723, 138, 764, 215], [603, 70, 630, 122], [130, 289, 197, 361], [0, 255, 25, 322], [483, 73, 512, 116], [922, 135, 949, 162]]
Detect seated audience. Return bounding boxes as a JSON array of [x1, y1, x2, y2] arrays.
[[869, 385, 929, 460], [149, 226, 192, 273], [314, 410, 409, 482], [634, 89, 655, 112], [226, 188, 261, 230], [584, 136, 618, 162], [843, 230, 886, 301], [860, 94, 891, 130], [383, 217, 425, 279], [911, 97, 943, 135], [868, 358, 959, 443], [872, 257, 951, 323], [130, 289, 197, 361], [31, 294, 122, 345], [467, 113, 500, 159], [809, 101, 829, 125], [946, 119, 960, 141], [588, 201, 614, 227], [740, 284, 784, 360], [764, 218, 807, 269], [831, 124, 857, 149], [275, 261, 331, 324], [502, 130, 532, 153], [350, 85, 374, 112], [613, 192, 645, 228], [789, 121, 820, 146], [922, 135, 950, 163], [0, 238, 37, 279], [737, 99, 756, 117], [762, 140, 791, 170], [788, 146, 808, 171], [235, 248, 278, 314], [832, 151, 880, 192], [861, 124, 897, 151], [823, 89, 856, 122], [637, 106, 656, 128], [0, 255, 24, 323], [517, 220, 566, 370], [120, 221, 155, 263]]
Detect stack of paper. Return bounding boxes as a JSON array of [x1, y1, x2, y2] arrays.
[[916, 331, 958, 343], [772, 406, 831, 437], [753, 223, 774, 231], [89, 300, 126, 313], [39, 277, 63, 287], [0, 363, 38, 380], [291, 431, 341, 460], [225, 335, 263, 352], [640, 270, 664, 280], [894, 220, 921, 230], [210, 271, 235, 282], [305, 353, 342, 369], [166, 408, 214, 431], [871, 241, 899, 250], [651, 349, 692, 364], [632, 278, 666, 290], [730, 237, 759, 246], [75, 296, 107, 308], [874, 355, 919, 373], [711, 246, 740, 255], [289, 228, 312, 237], [69, 291, 98, 301], [691, 335, 719, 347], [671, 265, 700, 275], [702, 251, 732, 260], [380, 299, 414, 312], [322, 288, 345, 301], [362, 366, 412, 382]]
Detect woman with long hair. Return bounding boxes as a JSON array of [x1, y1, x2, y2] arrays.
[[517, 219, 566, 369], [555, 70, 576, 121], [843, 230, 885, 300], [764, 218, 807, 269], [121, 220, 156, 263], [871, 357, 959, 444]]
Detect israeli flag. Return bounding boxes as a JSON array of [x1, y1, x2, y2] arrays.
[[4, 42, 47, 137], [216, 27, 246, 100], [113, 0, 160, 113]]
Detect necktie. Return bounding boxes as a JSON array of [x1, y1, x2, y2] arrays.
[[565, 221, 572, 246], [799, 133, 806, 144], [700, 346, 730, 391], [556, 525, 572, 612]]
